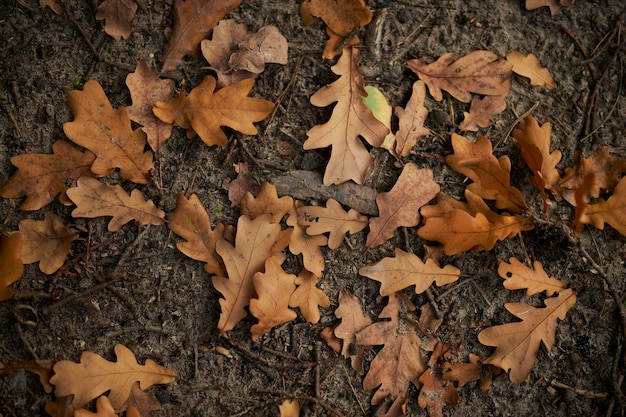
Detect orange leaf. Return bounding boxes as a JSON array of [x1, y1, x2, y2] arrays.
[[297, 198, 367, 250], [0, 140, 95, 211], [63, 80, 153, 183], [212, 215, 281, 333], [288, 269, 330, 324], [525, 0, 572, 15], [0, 231, 23, 301], [459, 92, 508, 132], [498, 257, 566, 296], [333, 289, 372, 374], [73, 396, 117, 417], [95, 0, 137, 41], [445, 134, 527, 213], [418, 190, 533, 255], [360, 248, 461, 296], [507, 51, 556, 89], [167, 193, 228, 276], [286, 207, 327, 277], [477, 289, 576, 383], [249, 256, 297, 341], [66, 177, 165, 232], [304, 41, 389, 185], [126, 59, 176, 153], [50, 344, 176, 409], [356, 292, 426, 406], [19, 212, 78, 274], [575, 176, 626, 236], [418, 367, 458, 417], [240, 182, 293, 224], [442, 353, 481, 387], [406, 51, 512, 103], [394, 81, 430, 157], [161, 0, 241, 72], [366, 164, 440, 248], [278, 399, 300, 417], [154, 76, 274, 148]]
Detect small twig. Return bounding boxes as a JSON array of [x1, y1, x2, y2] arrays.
[[105, 324, 175, 337], [340, 363, 366, 415], [549, 379, 608, 399], [393, 9, 436, 62], [43, 276, 123, 311], [264, 56, 302, 135]]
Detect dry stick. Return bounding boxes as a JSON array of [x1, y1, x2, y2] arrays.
[[582, 45, 620, 140], [551, 21, 597, 82], [549, 379, 608, 399], [340, 363, 367, 415], [264, 56, 302, 135], [392, 9, 436, 62]]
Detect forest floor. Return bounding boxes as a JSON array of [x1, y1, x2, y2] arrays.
[[1, 0, 626, 416]]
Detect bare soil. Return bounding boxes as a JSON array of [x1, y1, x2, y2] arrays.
[[1, 1, 625, 416]]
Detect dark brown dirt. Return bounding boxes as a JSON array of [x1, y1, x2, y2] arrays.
[[1, 0, 625, 416]]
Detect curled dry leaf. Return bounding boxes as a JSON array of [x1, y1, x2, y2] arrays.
[[161, 0, 241, 72], [498, 258, 566, 296], [18, 212, 78, 275], [167, 193, 228, 277], [0, 231, 23, 301], [366, 163, 440, 248], [66, 177, 165, 232], [507, 51, 556, 89], [95, 0, 138, 40], [446, 134, 527, 213], [126, 59, 176, 153], [359, 248, 461, 296], [334, 289, 372, 374], [394, 80, 430, 157], [154, 76, 274, 148], [304, 40, 389, 185], [64, 80, 153, 184], [50, 344, 176, 409], [0, 140, 95, 211], [574, 176, 626, 236], [406, 51, 512, 103], [73, 396, 117, 417], [478, 289, 576, 383], [240, 182, 293, 224], [288, 269, 330, 324], [249, 256, 297, 341]]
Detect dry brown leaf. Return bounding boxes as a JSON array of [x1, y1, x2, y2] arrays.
[[66, 177, 165, 232], [513, 115, 562, 211], [212, 214, 281, 333], [161, 0, 241, 72], [74, 396, 117, 417], [394, 81, 430, 157], [297, 198, 367, 250], [288, 269, 330, 324], [334, 289, 372, 374], [278, 399, 300, 417], [223, 162, 260, 207], [40, 0, 63, 14], [0, 140, 95, 211], [356, 292, 426, 408], [50, 344, 176, 409], [126, 59, 176, 153], [418, 190, 534, 255], [478, 288, 576, 383], [44, 395, 74, 417], [120, 381, 161, 417], [366, 163, 440, 248], [64, 80, 153, 183], [442, 353, 481, 387], [0, 359, 55, 394], [360, 248, 461, 296], [418, 356, 459, 417], [95, 0, 137, 40], [525, 0, 573, 15], [286, 207, 327, 277], [18, 212, 78, 275], [167, 193, 228, 276], [446, 133, 527, 213], [507, 51, 556, 89], [0, 231, 23, 301], [304, 40, 389, 185], [249, 256, 297, 341], [459, 92, 508, 132], [201, 20, 288, 87], [406, 51, 512, 103], [574, 176, 626, 236], [154, 76, 274, 148], [240, 181, 293, 224], [498, 258, 566, 296]]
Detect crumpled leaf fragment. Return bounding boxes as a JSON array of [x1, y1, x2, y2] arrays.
[[95, 0, 138, 40], [19, 212, 78, 274], [49, 344, 176, 409], [223, 162, 260, 207]]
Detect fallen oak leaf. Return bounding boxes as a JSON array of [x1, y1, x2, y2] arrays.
[[126, 59, 176, 153], [49, 344, 176, 409], [44, 396, 74, 417], [406, 51, 512, 103], [40, 0, 63, 14], [442, 353, 482, 387], [286, 206, 327, 277], [223, 162, 260, 207], [525, 0, 573, 15], [240, 181, 293, 224], [119, 381, 161, 417], [394, 80, 430, 157], [459, 91, 508, 132], [418, 344, 459, 417], [0, 231, 24, 301], [478, 288, 576, 383], [18, 212, 78, 275], [95, 0, 138, 41], [574, 176, 626, 236], [0, 359, 55, 394], [74, 396, 117, 417], [507, 51, 556, 89], [161, 0, 241, 72], [64, 80, 153, 184], [333, 289, 372, 374], [66, 177, 165, 232], [288, 269, 330, 324], [366, 163, 440, 248], [278, 399, 300, 417], [360, 248, 461, 296], [0, 140, 95, 211], [498, 258, 566, 296], [153, 76, 274, 147]]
